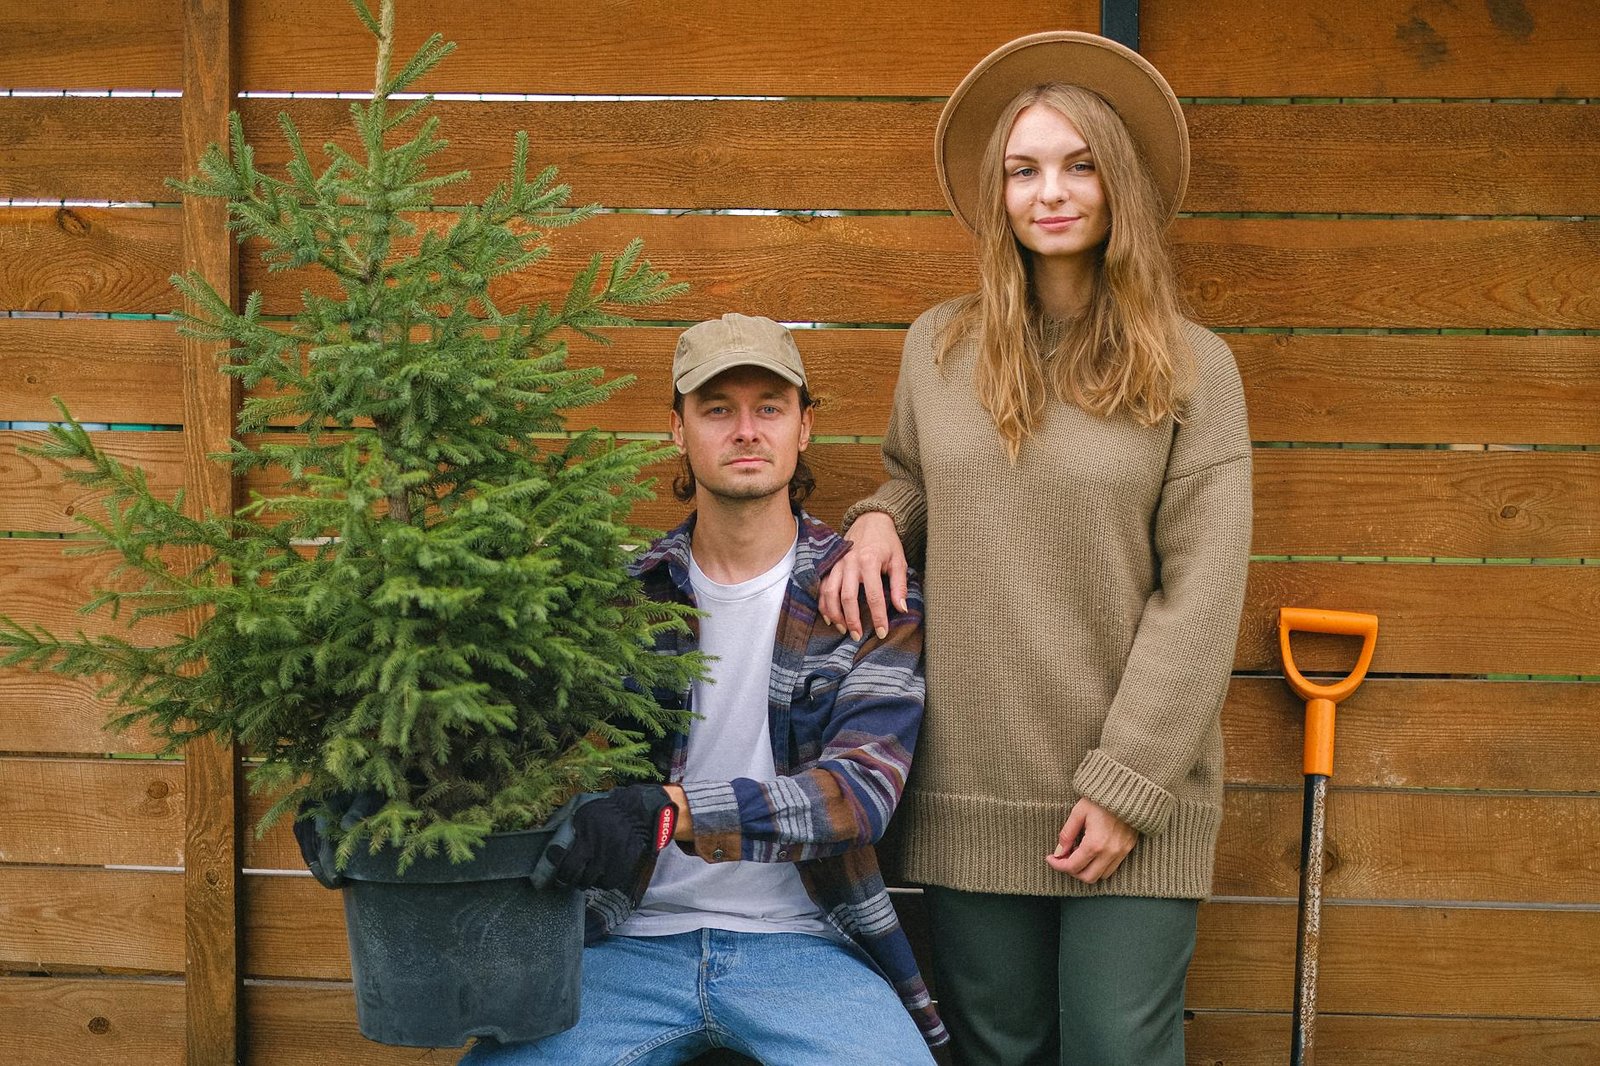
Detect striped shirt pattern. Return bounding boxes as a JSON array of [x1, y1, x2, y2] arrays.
[[584, 511, 946, 1047]]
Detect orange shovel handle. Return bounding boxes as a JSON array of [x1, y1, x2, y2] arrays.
[[1278, 607, 1379, 777]]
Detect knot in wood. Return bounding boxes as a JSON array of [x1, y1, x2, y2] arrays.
[[55, 208, 91, 237], [87, 1016, 111, 1035], [146, 779, 170, 800], [1499, 504, 1519, 519], [25, 374, 38, 385]]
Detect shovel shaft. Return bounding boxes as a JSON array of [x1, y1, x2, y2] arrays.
[[1291, 773, 1329, 1066]]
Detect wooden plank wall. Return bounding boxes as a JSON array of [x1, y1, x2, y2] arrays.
[[2, 1, 1596, 1063]]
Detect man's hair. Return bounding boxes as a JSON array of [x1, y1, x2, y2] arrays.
[[671, 384, 818, 508], [938, 82, 1193, 463]]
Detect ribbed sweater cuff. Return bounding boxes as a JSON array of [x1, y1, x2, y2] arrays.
[[1072, 748, 1176, 837], [842, 483, 927, 553]]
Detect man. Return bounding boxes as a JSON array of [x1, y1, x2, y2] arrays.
[[462, 313, 944, 1064]]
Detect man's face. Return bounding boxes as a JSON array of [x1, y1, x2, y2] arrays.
[[672, 365, 812, 505]]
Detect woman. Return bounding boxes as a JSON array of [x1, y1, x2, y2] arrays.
[[819, 32, 1252, 1066]]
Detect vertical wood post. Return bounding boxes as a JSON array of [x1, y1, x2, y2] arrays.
[[181, 1, 242, 1063]]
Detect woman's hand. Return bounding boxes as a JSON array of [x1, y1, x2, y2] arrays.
[[1047, 797, 1137, 884], [819, 511, 908, 640]]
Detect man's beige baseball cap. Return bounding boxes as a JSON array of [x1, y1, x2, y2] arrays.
[[672, 313, 807, 395]]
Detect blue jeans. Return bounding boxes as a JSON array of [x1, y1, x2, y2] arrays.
[[459, 929, 935, 1066]]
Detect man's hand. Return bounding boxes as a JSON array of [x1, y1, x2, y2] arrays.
[[1047, 797, 1137, 884], [818, 511, 908, 641], [544, 784, 678, 891]]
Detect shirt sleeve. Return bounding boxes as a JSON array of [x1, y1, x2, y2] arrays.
[[1072, 328, 1254, 837], [676, 578, 927, 864]]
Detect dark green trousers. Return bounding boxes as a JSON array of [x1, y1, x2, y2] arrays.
[[924, 887, 1199, 1066]]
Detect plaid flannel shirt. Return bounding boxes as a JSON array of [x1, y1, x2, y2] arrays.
[[583, 510, 946, 1047]]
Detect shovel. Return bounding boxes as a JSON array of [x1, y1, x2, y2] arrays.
[[1277, 607, 1378, 1066]]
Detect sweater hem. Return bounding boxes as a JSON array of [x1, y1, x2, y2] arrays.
[[888, 788, 1220, 899]]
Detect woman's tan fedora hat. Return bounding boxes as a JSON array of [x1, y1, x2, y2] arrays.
[[935, 31, 1189, 231]]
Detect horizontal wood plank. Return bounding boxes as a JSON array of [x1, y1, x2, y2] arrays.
[[6, 323, 1595, 448], [1189, 901, 1600, 1017], [0, 2, 181, 91], [1212, 790, 1600, 904], [1223, 677, 1600, 792], [1187, 103, 1600, 215], [238, 214, 1600, 329], [0, 866, 183, 972], [0, 319, 185, 425], [0, 670, 158, 755], [14, 208, 1598, 328], [0, 758, 183, 867], [1145, 0, 1600, 98], [1183, 1011, 1600, 1066], [1252, 449, 1600, 559], [0, 539, 190, 642], [1232, 333, 1600, 446], [0, 976, 184, 1066], [0, 430, 187, 535], [20, 96, 1598, 215], [0, 207, 178, 315], [0, 97, 182, 202], [1237, 561, 1600, 676], [242, 873, 350, 979], [246, 981, 466, 1064], [235, 0, 1098, 95]]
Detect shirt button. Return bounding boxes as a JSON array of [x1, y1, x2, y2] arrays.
[[778, 849, 790, 861], [711, 848, 725, 861]]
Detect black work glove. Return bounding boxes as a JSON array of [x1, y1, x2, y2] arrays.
[[544, 784, 678, 891]]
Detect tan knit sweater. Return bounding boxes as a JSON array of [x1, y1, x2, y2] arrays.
[[844, 298, 1252, 898]]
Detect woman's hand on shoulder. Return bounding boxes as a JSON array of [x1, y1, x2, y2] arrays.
[[1047, 797, 1137, 884], [819, 511, 908, 641]]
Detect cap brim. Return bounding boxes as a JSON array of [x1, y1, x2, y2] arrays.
[[675, 351, 806, 396], [936, 31, 1189, 231]]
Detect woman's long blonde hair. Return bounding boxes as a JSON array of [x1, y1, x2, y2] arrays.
[[937, 83, 1192, 461]]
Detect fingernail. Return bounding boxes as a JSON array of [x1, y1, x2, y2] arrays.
[[875, 626, 888, 639], [835, 624, 847, 636]]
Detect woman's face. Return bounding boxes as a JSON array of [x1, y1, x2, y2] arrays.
[[1002, 104, 1110, 263]]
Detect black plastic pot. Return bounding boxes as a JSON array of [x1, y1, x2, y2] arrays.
[[301, 802, 592, 1048]]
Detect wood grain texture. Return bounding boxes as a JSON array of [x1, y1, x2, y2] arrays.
[[246, 982, 466, 1064], [1212, 790, 1600, 904], [0, 866, 183, 972], [1145, 0, 1600, 98], [0, 2, 182, 90], [0, 669, 158, 755], [241, 874, 349, 980], [0, 319, 185, 425], [1183, 1011, 1600, 1066], [235, 0, 1097, 95], [1252, 449, 1600, 559], [0, 430, 187, 535], [180, 0, 243, 1060], [0, 757, 183, 867], [0, 96, 183, 202], [241, 214, 1600, 329], [0, 976, 184, 1066], [0, 539, 189, 642], [1233, 332, 1600, 446], [1223, 677, 1600, 792], [26, 96, 1592, 214], [1175, 218, 1600, 330], [1188, 902, 1600, 1017], [1188, 103, 1600, 216], [0, 207, 179, 314], [1237, 561, 1600, 676], [17, 208, 1599, 328]]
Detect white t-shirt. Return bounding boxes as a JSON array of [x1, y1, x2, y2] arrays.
[[616, 530, 832, 939]]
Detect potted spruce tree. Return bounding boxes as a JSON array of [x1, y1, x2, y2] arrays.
[[0, 0, 700, 1048]]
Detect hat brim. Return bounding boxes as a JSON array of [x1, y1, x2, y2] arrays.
[[935, 31, 1189, 232]]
